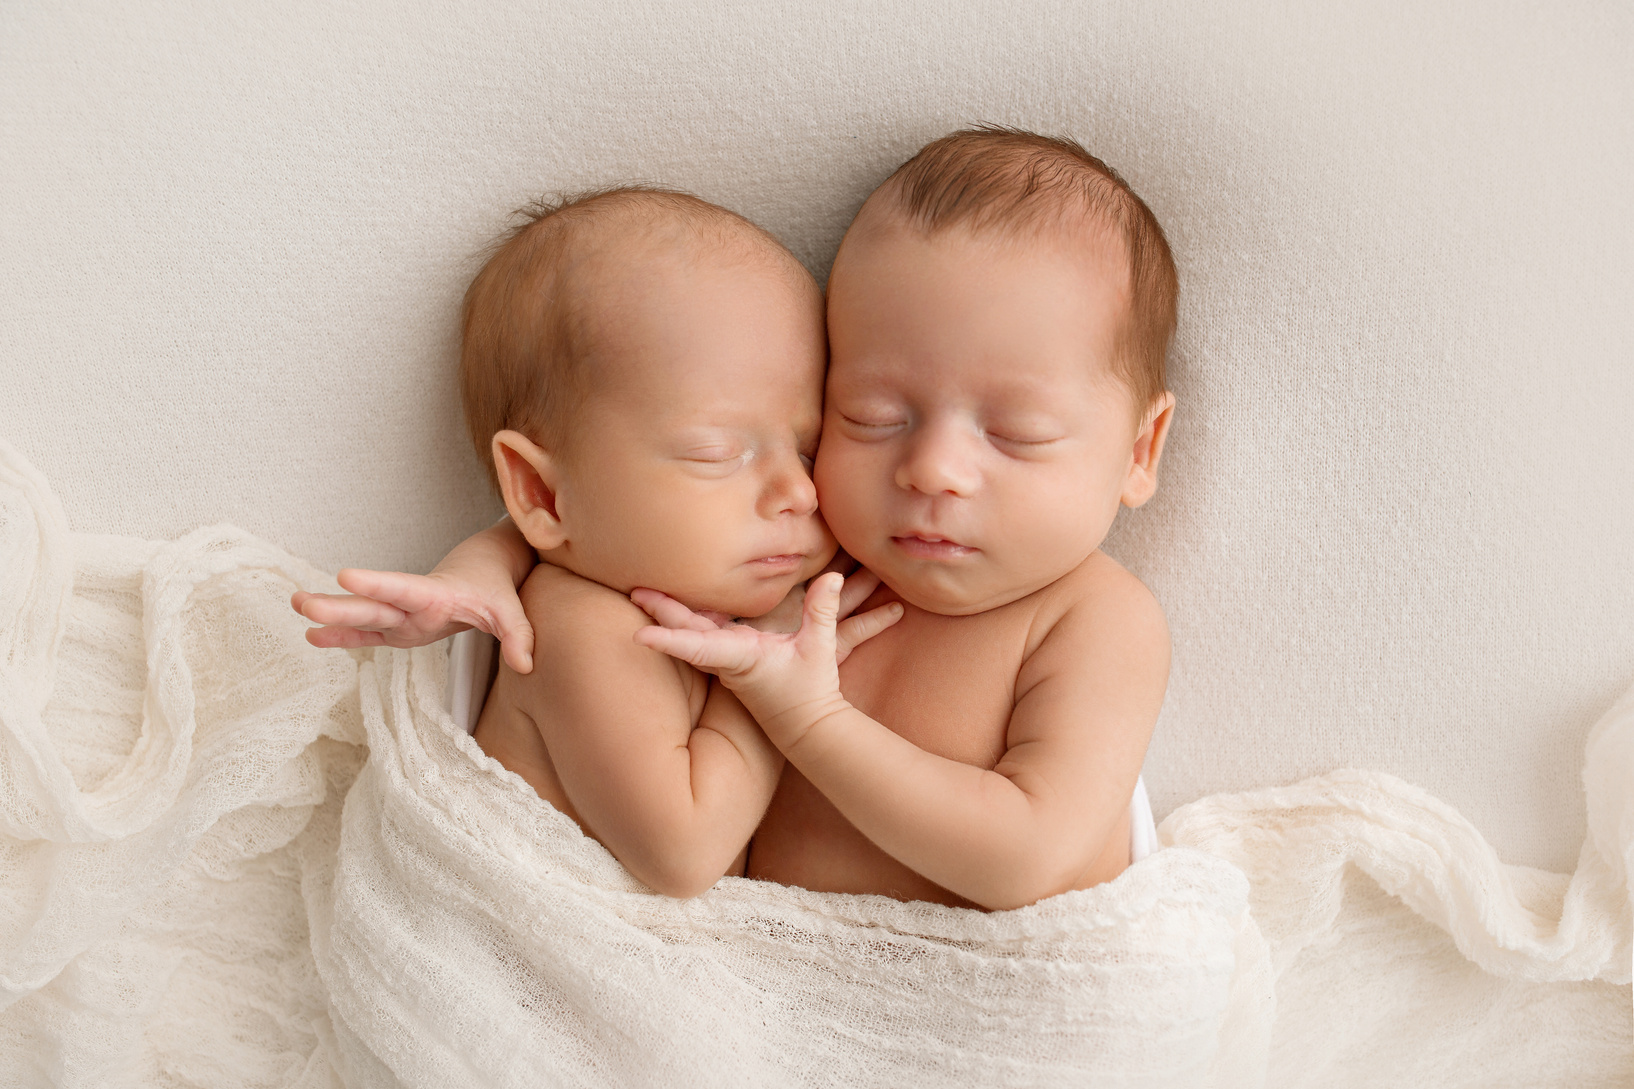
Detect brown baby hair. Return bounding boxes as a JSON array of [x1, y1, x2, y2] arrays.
[[873, 126, 1178, 417], [460, 186, 806, 491]]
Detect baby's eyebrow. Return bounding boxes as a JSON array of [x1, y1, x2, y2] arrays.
[[672, 433, 742, 451], [667, 423, 774, 451], [984, 403, 1066, 422]]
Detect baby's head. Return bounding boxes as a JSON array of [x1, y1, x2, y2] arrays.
[[462, 187, 835, 617], [817, 127, 1178, 615]]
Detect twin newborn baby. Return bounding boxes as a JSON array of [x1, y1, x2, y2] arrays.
[[293, 127, 1178, 911]]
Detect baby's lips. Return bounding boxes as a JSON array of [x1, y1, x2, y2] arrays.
[[890, 534, 980, 560], [746, 553, 808, 573]]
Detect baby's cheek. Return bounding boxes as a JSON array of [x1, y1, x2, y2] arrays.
[[814, 445, 876, 514], [810, 467, 862, 536], [802, 531, 840, 580]]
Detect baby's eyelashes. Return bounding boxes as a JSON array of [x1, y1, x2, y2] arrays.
[[836, 412, 907, 435], [981, 413, 1069, 450], [676, 448, 750, 476], [986, 432, 1064, 448]]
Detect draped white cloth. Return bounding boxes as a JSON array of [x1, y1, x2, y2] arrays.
[[1, 441, 1629, 1086]]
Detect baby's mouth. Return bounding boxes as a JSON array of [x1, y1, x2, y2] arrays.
[[891, 535, 978, 560], [747, 553, 807, 571]]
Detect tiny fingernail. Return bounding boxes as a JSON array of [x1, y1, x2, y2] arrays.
[[889, 603, 904, 614]]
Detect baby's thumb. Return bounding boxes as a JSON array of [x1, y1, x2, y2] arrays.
[[799, 572, 845, 644], [493, 601, 535, 674]]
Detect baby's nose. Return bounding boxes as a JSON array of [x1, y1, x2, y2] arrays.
[[895, 424, 981, 497], [765, 455, 819, 516]]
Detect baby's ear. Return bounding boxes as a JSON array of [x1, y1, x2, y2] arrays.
[[492, 430, 567, 550], [1120, 393, 1175, 509]]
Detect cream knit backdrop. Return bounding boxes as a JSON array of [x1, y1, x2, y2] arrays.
[[3, 1, 1631, 873]]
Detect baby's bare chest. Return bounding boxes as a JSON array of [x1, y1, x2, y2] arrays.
[[838, 602, 1033, 765]]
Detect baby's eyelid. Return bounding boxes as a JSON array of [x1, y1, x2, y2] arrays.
[[839, 412, 904, 428], [989, 432, 1063, 447]]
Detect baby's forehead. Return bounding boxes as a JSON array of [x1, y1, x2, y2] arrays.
[[564, 235, 824, 409], [824, 221, 1139, 413], [584, 229, 792, 300], [849, 196, 1131, 276]]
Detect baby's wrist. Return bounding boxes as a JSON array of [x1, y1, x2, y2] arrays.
[[754, 691, 853, 753], [430, 556, 506, 597]]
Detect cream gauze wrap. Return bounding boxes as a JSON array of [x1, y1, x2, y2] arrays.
[[1, 439, 1630, 1088]]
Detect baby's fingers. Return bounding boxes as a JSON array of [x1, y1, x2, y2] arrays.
[[836, 568, 883, 619], [630, 588, 722, 632], [835, 601, 905, 665], [335, 568, 441, 613], [304, 626, 387, 650], [293, 590, 409, 631], [632, 626, 756, 674], [489, 596, 536, 674], [790, 572, 849, 661], [800, 571, 846, 627]]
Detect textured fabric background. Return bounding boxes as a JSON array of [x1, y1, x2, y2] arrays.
[[3, 0, 1630, 871]]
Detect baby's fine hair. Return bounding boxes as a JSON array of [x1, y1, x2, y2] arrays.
[[460, 186, 801, 492], [877, 126, 1178, 415]]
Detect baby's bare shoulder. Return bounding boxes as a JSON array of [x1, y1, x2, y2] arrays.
[[514, 564, 681, 689], [1045, 550, 1161, 617], [1023, 552, 1169, 672], [502, 565, 701, 729], [520, 565, 647, 636]]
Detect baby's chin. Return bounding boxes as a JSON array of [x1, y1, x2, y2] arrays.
[[679, 575, 802, 622], [659, 544, 834, 621], [872, 564, 1051, 617]]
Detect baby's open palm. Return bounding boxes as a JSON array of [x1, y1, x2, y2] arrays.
[[291, 567, 535, 673], [632, 570, 902, 739]]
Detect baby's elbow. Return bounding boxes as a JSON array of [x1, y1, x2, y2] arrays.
[[649, 872, 718, 900], [975, 856, 1087, 912], [630, 853, 722, 900]]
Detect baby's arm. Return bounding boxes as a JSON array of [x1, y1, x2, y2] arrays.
[[292, 518, 538, 672], [531, 569, 896, 897], [515, 571, 780, 897], [635, 572, 1168, 911]]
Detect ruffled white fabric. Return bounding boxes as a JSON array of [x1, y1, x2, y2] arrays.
[[1, 439, 1629, 1086]]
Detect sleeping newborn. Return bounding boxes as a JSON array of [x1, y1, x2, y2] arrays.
[[636, 128, 1178, 909], [294, 187, 897, 896]]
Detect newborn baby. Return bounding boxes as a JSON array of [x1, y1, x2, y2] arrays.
[[302, 127, 1175, 911], [295, 187, 896, 897], [638, 129, 1177, 910]]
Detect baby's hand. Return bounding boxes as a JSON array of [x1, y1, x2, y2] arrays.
[[631, 571, 902, 747], [741, 550, 862, 635], [292, 565, 535, 673]]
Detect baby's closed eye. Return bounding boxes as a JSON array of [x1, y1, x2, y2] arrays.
[[836, 411, 906, 435], [982, 414, 1067, 450], [677, 446, 749, 475], [986, 431, 1063, 447]]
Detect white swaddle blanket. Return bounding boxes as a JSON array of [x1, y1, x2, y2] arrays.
[[1, 439, 1630, 1087]]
